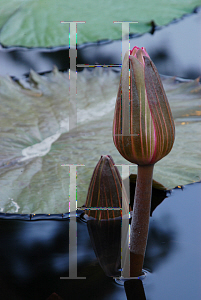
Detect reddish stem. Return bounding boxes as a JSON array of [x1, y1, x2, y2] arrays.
[[130, 164, 154, 276]]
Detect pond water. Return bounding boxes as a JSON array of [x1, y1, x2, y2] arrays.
[[0, 181, 200, 299]]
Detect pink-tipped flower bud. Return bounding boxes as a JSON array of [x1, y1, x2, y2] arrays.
[[113, 46, 175, 165]]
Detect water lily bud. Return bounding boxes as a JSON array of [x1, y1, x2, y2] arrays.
[[84, 155, 128, 220], [85, 155, 127, 277], [113, 46, 175, 165]]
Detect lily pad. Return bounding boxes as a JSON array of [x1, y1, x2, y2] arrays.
[[0, 0, 200, 47], [0, 68, 200, 214]]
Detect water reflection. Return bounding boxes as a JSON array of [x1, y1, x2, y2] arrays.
[[85, 186, 176, 300], [124, 279, 146, 300], [46, 293, 64, 300], [0, 182, 200, 299], [87, 218, 121, 277], [86, 209, 176, 277], [144, 216, 176, 272], [84, 167, 175, 278]]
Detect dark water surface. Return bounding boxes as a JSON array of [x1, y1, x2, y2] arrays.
[[0, 182, 200, 300]]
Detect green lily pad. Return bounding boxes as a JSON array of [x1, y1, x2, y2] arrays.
[[0, 0, 200, 47], [0, 68, 200, 214]]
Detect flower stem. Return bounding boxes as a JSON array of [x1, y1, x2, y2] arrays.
[[130, 164, 154, 277]]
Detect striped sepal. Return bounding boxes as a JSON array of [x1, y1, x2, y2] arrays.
[[113, 49, 175, 166], [85, 155, 129, 220]]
